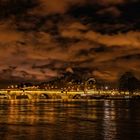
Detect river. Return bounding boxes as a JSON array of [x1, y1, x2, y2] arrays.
[[0, 99, 140, 140]]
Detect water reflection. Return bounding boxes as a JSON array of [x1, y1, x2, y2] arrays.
[[0, 99, 140, 140], [103, 100, 117, 140]]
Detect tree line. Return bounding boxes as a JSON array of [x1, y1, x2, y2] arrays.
[[118, 72, 140, 94]]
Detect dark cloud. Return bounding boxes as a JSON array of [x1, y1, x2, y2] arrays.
[[0, 0, 38, 19], [0, 0, 139, 85]]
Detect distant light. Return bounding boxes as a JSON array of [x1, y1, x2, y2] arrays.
[[105, 86, 108, 90]]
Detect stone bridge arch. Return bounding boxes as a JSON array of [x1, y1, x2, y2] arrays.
[[39, 93, 50, 99], [73, 94, 81, 99]]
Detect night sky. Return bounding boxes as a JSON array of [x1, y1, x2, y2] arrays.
[[0, 0, 140, 85]]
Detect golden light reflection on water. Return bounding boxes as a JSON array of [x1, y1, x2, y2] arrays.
[[103, 100, 117, 140], [2, 100, 57, 126], [0, 99, 140, 140]]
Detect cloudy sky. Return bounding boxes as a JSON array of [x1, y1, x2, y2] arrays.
[[0, 0, 140, 85]]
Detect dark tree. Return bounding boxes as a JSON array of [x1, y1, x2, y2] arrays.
[[118, 72, 139, 94]]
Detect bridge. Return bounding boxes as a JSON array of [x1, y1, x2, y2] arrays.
[[0, 89, 87, 99], [0, 89, 136, 100]]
